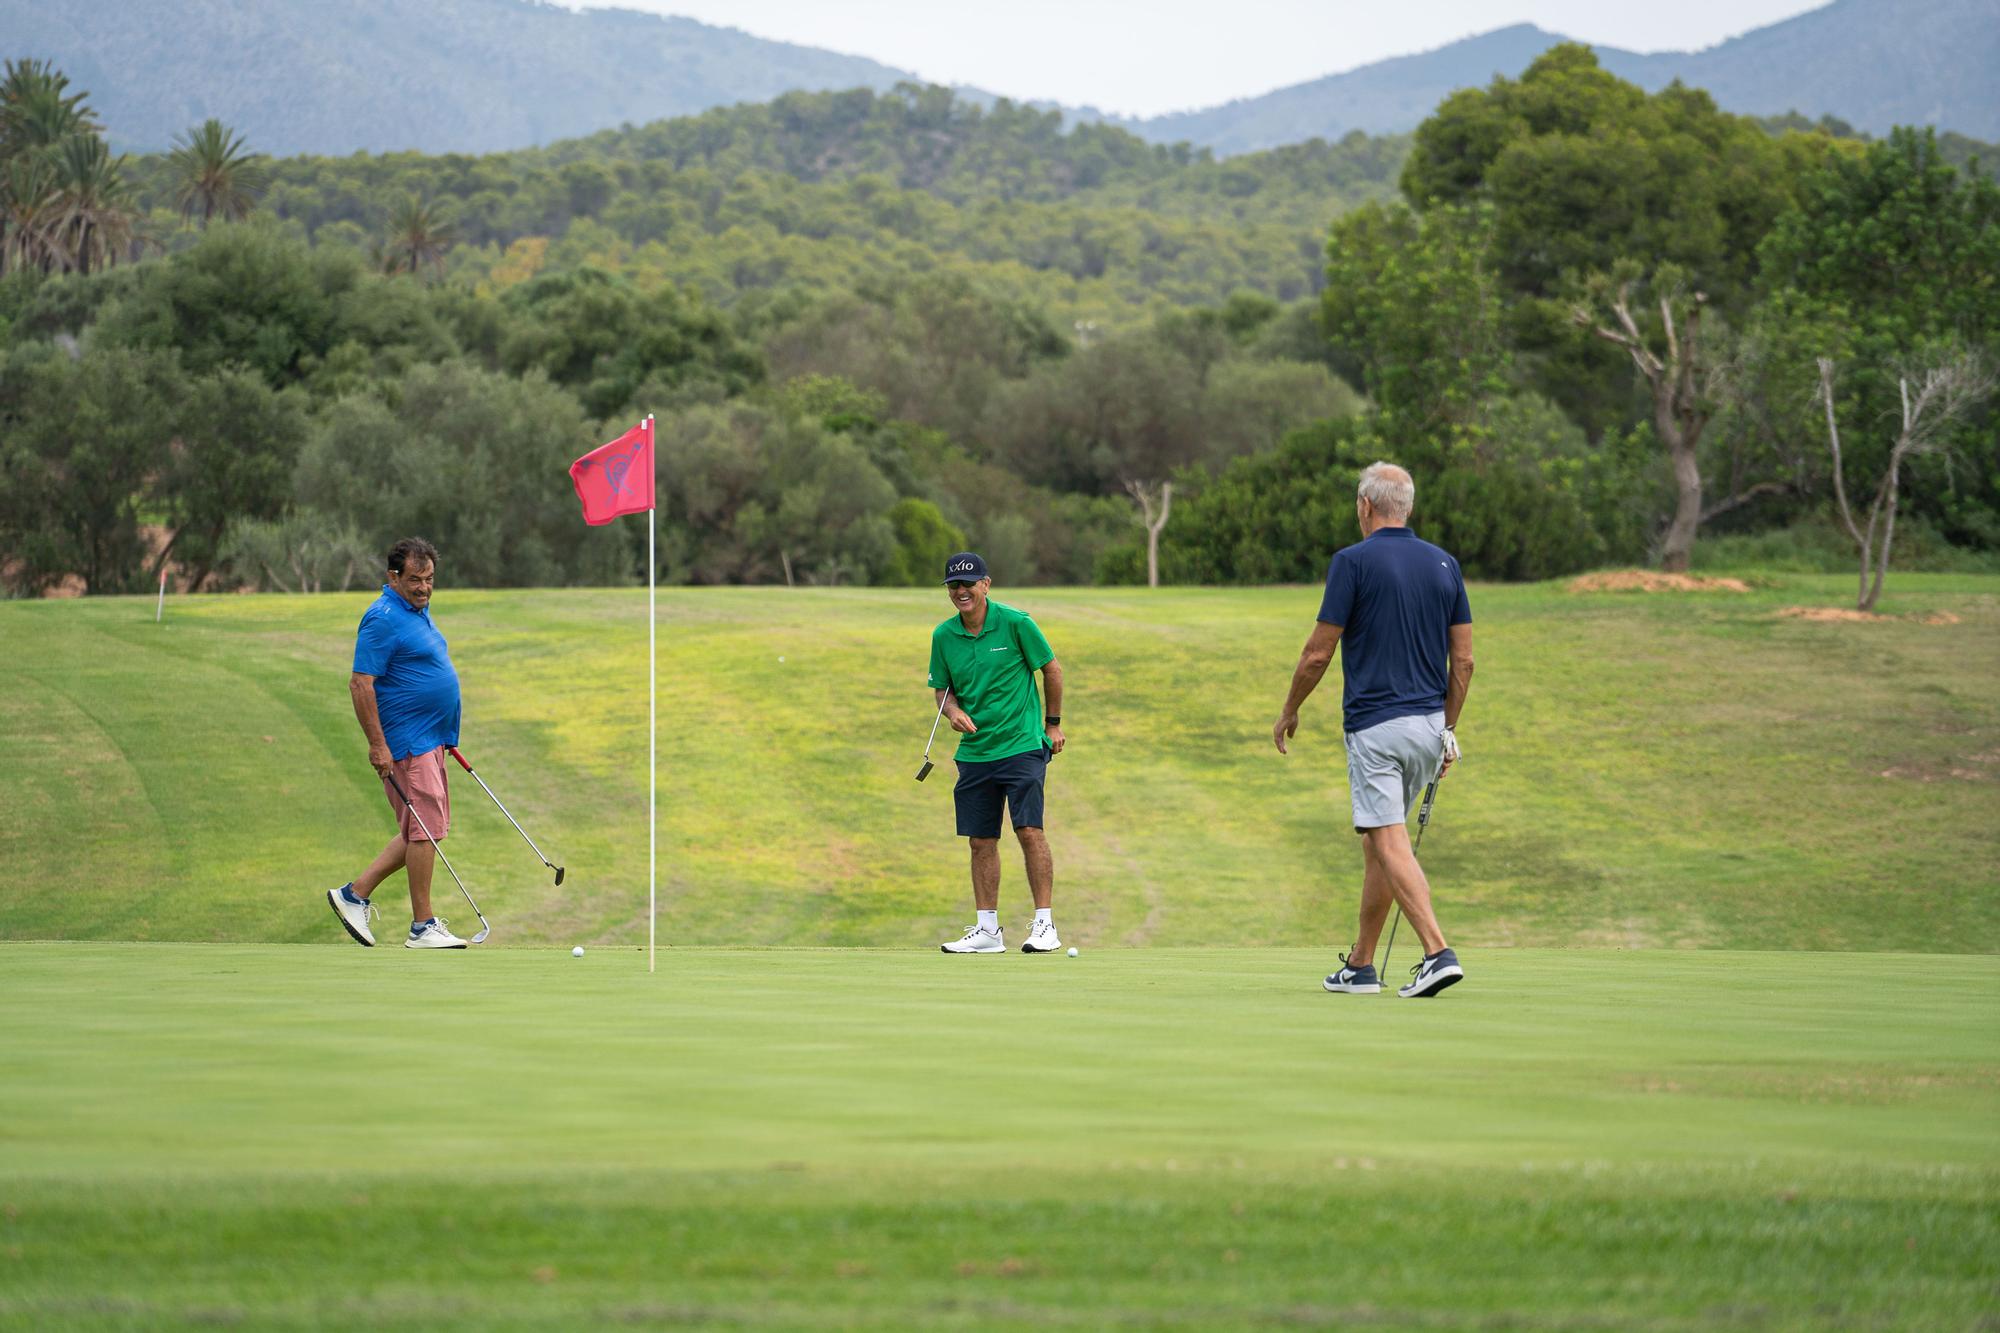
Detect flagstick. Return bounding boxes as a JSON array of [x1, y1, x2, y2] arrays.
[[648, 416, 657, 974]]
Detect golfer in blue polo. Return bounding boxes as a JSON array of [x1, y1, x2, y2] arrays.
[[325, 537, 468, 950], [1273, 463, 1475, 998], [927, 552, 1068, 954]]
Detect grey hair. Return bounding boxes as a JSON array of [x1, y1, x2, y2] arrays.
[[1357, 462, 1415, 521]]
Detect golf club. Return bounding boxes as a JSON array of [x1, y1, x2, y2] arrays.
[[447, 746, 565, 885], [1379, 763, 1443, 980], [384, 769, 491, 943], [915, 690, 952, 782]]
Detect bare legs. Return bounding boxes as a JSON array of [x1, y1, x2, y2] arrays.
[[1345, 823, 1446, 966], [966, 826, 1054, 914], [969, 837, 1001, 911], [352, 832, 436, 923]]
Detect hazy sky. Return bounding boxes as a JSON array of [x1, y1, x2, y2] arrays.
[[571, 0, 1830, 117]]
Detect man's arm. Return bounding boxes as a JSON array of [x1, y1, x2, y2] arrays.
[[1441, 623, 1473, 771], [349, 673, 393, 777], [1272, 622, 1343, 754], [936, 687, 976, 734], [1040, 657, 1065, 755]]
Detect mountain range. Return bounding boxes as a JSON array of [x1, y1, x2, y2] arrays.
[[1127, 0, 2000, 154], [5, 0, 1995, 158]]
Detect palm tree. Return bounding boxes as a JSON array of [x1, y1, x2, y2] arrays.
[[0, 59, 98, 158], [46, 132, 138, 273], [1, 58, 101, 270], [381, 194, 457, 280], [0, 155, 60, 273], [0, 59, 137, 275], [167, 119, 267, 225]]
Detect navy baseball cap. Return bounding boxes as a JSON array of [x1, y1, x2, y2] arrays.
[[942, 552, 988, 584]]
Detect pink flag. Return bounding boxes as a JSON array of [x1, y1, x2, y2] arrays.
[[569, 418, 654, 525]]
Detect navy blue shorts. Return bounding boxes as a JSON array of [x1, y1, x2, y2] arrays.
[[953, 745, 1050, 838]]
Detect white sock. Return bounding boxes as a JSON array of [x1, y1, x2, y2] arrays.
[[977, 910, 999, 934], [1034, 908, 1052, 925]]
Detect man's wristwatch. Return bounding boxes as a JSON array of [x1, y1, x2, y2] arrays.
[[1045, 715, 1061, 726]]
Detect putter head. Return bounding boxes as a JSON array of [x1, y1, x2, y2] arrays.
[[554, 866, 565, 886], [915, 759, 934, 782]]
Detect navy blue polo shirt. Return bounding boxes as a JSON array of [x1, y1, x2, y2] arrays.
[[1317, 526, 1472, 734], [352, 584, 461, 760]]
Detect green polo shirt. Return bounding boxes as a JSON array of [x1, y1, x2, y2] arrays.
[[927, 600, 1055, 764]]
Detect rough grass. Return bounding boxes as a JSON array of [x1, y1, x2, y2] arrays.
[[0, 944, 1994, 1330], [1, 575, 1996, 952]]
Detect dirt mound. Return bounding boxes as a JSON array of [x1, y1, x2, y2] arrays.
[[1776, 607, 1961, 625], [1568, 570, 1750, 594]]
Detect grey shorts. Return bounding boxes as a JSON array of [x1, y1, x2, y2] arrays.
[[1344, 712, 1446, 832]]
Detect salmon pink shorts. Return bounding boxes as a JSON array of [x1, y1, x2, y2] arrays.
[[382, 746, 450, 843]]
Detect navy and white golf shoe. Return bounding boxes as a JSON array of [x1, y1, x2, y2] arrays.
[[1323, 951, 1382, 994], [1398, 947, 1464, 998]]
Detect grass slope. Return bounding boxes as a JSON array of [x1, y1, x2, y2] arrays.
[[1, 943, 1994, 1329], [1, 575, 1996, 951]]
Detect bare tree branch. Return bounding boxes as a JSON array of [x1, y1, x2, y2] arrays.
[[1574, 279, 1714, 571], [1698, 481, 1793, 524], [1818, 352, 1994, 611], [1124, 478, 1174, 589]]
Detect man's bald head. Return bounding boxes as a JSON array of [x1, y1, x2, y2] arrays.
[[1357, 462, 1414, 523]]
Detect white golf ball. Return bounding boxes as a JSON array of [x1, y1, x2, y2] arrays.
[[1067, 946, 1078, 957], [572, 945, 585, 958], [777, 655, 785, 663]]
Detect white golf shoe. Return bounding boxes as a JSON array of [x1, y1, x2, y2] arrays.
[[1021, 919, 1062, 953], [406, 917, 469, 949], [326, 884, 377, 947], [940, 925, 1005, 954]]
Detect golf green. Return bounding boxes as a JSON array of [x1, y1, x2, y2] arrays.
[[3, 943, 1994, 1329]]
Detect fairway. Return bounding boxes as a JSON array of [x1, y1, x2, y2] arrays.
[[5, 580, 1996, 1328], [2, 576, 1997, 953], [1, 943, 1995, 1329]]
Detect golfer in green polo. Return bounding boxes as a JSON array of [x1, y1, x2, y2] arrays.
[[927, 552, 1067, 954]]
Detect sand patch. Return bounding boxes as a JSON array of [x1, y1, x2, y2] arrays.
[[1776, 607, 1961, 625], [1568, 570, 1750, 594]]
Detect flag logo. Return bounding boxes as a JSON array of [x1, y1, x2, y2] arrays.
[[570, 419, 655, 525], [579, 440, 645, 500]]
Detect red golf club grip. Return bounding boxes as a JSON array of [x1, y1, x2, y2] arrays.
[[448, 746, 473, 772]]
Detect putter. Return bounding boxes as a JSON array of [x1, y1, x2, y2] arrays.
[[447, 746, 565, 885], [915, 691, 952, 782], [1380, 764, 1443, 980], [384, 769, 491, 943]]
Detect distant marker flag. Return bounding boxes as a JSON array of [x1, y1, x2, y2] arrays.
[[570, 417, 654, 524], [570, 416, 660, 974]]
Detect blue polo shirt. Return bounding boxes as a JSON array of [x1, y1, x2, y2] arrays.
[[1317, 526, 1472, 734], [352, 585, 461, 760]]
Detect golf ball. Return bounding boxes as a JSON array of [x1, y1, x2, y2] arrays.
[[1067, 946, 1078, 957], [571, 945, 585, 958]]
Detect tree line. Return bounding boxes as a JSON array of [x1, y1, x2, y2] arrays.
[[1, 53, 1996, 603]]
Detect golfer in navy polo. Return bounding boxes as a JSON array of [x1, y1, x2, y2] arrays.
[[1273, 463, 1475, 998], [927, 553, 1069, 954], [325, 537, 469, 950]]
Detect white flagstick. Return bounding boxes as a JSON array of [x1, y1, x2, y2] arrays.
[[648, 414, 657, 974], [154, 566, 167, 622]]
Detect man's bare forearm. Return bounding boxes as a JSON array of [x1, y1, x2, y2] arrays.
[[1040, 659, 1063, 716], [1282, 652, 1330, 718], [349, 676, 389, 752], [1444, 626, 1474, 729]]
